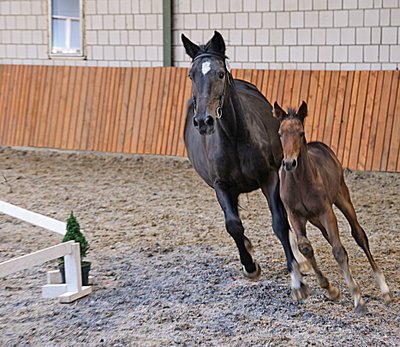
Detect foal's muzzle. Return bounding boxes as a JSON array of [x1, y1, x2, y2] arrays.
[[193, 114, 215, 135], [282, 158, 297, 172]]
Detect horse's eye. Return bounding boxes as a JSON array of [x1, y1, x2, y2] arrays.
[[300, 132, 305, 138], [218, 72, 224, 79]]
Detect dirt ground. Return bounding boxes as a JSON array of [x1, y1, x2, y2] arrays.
[[0, 146, 399, 347]]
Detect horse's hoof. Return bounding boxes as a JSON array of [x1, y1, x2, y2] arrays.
[[327, 285, 341, 301], [355, 303, 367, 315], [243, 262, 261, 281], [291, 282, 310, 301], [383, 292, 392, 304]]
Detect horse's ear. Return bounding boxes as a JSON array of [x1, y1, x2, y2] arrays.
[[208, 31, 226, 55], [181, 33, 200, 59], [273, 101, 287, 122], [297, 101, 308, 122]]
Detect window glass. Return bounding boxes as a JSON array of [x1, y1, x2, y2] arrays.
[[52, 0, 79, 17], [70, 20, 81, 49], [52, 18, 66, 48]]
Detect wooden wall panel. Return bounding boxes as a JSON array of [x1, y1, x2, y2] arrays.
[[0, 65, 399, 172]]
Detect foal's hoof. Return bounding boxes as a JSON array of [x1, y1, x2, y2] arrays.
[[383, 292, 392, 304], [291, 282, 310, 301], [243, 262, 261, 281], [355, 303, 367, 315], [327, 285, 341, 301]]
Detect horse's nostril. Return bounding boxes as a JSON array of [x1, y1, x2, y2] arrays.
[[193, 117, 199, 128], [292, 159, 297, 168], [205, 116, 214, 127]]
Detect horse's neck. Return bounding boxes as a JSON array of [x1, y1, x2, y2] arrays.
[[217, 81, 248, 141], [293, 142, 318, 184]]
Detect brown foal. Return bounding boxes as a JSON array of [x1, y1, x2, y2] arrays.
[[274, 101, 391, 314]]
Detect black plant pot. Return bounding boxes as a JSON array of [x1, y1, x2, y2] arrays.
[[59, 261, 91, 286]]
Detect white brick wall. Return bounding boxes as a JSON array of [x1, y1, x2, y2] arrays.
[[0, 0, 163, 67], [173, 0, 400, 70], [0, 0, 399, 70]]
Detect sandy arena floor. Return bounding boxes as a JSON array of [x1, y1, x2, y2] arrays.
[[0, 146, 399, 346]]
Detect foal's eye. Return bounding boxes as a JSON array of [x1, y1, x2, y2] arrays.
[[218, 72, 225, 79]]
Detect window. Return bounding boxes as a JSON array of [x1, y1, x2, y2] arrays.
[[49, 0, 84, 58]]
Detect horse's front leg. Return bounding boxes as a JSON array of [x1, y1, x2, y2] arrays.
[[261, 172, 309, 301], [214, 182, 261, 280]]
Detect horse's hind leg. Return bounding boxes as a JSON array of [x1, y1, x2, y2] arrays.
[[292, 216, 341, 301], [261, 172, 309, 301], [320, 209, 366, 314], [215, 183, 261, 280], [335, 182, 391, 303]]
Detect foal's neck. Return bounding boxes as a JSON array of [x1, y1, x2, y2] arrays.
[[295, 141, 318, 182]]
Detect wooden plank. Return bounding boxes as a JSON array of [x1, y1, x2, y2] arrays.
[[100, 68, 118, 152], [166, 68, 181, 155], [348, 71, 369, 168], [357, 71, 378, 170], [323, 71, 339, 148], [365, 71, 385, 171], [28, 66, 46, 146], [123, 68, 140, 153], [371, 71, 393, 171], [151, 68, 167, 154], [317, 70, 332, 142], [291, 70, 303, 107], [387, 72, 400, 172], [260, 69, 270, 99], [0, 200, 66, 235], [6, 65, 22, 146], [309, 71, 325, 142], [336, 71, 354, 165], [304, 71, 319, 140], [15, 65, 31, 146], [115, 68, 133, 153], [342, 71, 361, 168], [74, 66, 90, 150], [137, 68, 154, 154], [380, 71, 399, 171], [160, 68, 177, 155], [130, 68, 147, 153], [282, 70, 294, 108], [109, 68, 126, 152], [172, 68, 188, 156], [155, 68, 172, 155], [177, 68, 192, 156], [330, 71, 349, 156], [92, 67, 109, 151]]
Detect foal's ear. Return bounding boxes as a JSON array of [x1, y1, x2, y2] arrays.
[[273, 101, 287, 122], [297, 101, 308, 122], [207, 31, 226, 55], [181, 33, 200, 59]]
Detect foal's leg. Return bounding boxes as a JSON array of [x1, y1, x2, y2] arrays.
[[335, 182, 391, 303], [215, 182, 261, 280], [291, 214, 341, 301], [261, 172, 309, 300], [320, 208, 366, 313]]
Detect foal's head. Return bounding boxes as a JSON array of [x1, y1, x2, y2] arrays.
[[182, 31, 231, 135], [273, 101, 308, 172]]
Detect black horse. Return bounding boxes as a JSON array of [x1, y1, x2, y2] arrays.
[[182, 31, 309, 300]]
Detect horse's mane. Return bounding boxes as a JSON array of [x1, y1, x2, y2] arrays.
[[287, 108, 297, 118]]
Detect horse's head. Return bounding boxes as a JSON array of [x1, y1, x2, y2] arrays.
[[182, 31, 231, 136], [273, 101, 308, 172]]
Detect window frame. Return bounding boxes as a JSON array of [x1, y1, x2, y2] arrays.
[[48, 0, 85, 59]]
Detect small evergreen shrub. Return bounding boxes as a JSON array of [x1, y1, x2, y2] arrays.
[[62, 212, 89, 259]]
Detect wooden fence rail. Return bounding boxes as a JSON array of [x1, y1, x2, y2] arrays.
[[0, 65, 399, 172]]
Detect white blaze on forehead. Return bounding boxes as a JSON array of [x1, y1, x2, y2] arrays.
[[202, 61, 211, 75]]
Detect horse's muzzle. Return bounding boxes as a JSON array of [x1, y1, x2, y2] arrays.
[[282, 158, 297, 172], [193, 115, 215, 135]]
